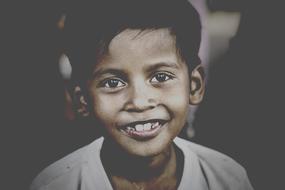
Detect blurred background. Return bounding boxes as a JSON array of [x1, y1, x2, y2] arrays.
[[2, 0, 284, 189]]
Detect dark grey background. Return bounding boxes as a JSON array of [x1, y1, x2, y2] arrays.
[[2, 1, 284, 189]]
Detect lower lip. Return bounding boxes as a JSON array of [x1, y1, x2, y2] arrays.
[[120, 123, 166, 140]]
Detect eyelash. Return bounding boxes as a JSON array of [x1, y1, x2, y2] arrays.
[[100, 72, 174, 89], [101, 78, 126, 89], [150, 72, 174, 83]]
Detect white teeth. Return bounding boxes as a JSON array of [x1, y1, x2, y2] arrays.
[[144, 123, 152, 130], [126, 126, 133, 131], [151, 122, 160, 129], [135, 124, 144, 132], [124, 121, 162, 132]]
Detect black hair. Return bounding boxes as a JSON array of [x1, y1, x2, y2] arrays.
[[64, 0, 201, 84]]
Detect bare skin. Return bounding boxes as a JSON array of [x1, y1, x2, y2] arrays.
[[101, 138, 180, 190]]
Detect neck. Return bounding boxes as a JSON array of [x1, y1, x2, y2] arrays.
[[101, 138, 178, 189]]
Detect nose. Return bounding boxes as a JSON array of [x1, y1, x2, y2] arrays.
[[124, 80, 157, 112]]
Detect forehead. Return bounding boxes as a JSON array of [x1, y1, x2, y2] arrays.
[[107, 29, 177, 58], [92, 28, 185, 76]]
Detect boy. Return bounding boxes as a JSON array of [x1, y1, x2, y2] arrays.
[[31, 0, 254, 189]]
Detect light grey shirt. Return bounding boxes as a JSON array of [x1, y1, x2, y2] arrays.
[[30, 137, 254, 190]]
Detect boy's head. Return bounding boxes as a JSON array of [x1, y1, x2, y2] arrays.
[[65, 0, 202, 82], [64, 0, 205, 156]]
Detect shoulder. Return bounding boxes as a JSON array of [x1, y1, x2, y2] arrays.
[[174, 137, 253, 190], [175, 137, 242, 171], [30, 137, 104, 190]]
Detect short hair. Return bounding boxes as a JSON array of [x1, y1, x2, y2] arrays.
[[64, 0, 201, 83]]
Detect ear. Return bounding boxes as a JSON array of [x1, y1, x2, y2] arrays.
[[72, 85, 90, 117], [58, 53, 91, 118], [189, 64, 205, 105]]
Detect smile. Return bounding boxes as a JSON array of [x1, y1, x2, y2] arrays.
[[119, 120, 167, 140]]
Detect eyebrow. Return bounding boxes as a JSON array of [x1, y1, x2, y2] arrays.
[[92, 61, 179, 78], [145, 61, 180, 72], [92, 68, 127, 79]]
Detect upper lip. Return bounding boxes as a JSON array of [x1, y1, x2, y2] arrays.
[[119, 119, 168, 129]]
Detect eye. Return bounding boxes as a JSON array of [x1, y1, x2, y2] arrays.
[[150, 73, 174, 83], [103, 79, 126, 88]]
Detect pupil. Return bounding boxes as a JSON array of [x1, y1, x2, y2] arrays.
[[157, 74, 166, 82], [108, 79, 118, 87]]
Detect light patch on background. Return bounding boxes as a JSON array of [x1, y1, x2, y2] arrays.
[[59, 53, 72, 80]]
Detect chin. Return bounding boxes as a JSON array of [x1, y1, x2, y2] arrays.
[[118, 132, 174, 158]]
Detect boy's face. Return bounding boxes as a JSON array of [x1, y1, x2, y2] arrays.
[[88, 29, 191, 157]]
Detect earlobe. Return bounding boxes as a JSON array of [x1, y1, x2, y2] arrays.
[[189, 64, 205, 105], [73, 86, 90, 117], [58, 54, 90, 117]]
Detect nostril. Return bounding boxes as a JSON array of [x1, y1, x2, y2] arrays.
[[125, 103, 155, 112], [124, 83, 157, 112], [124, 99, 156, 112]]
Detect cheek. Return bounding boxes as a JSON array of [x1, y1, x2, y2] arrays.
[[163, 82, 189, 109], [90, 92, 121, 122], [161, 81, 190, 126]]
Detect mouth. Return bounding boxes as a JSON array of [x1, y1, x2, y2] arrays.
[[119, 119, 167, 140]]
